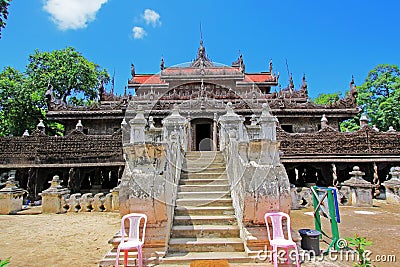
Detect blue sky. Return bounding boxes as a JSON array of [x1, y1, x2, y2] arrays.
[[1, 0, 399, 99]]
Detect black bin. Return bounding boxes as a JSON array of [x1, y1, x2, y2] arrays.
[[299, 229, 321, 255]]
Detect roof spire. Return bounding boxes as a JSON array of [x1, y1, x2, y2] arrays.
[[200, 22, 203, 46]]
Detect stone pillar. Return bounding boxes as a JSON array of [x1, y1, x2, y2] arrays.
[[342, 166, 374, 206], [129, 106, 147, 144], [111, 187, 120, 211], [187, 114, 192, 151], [258, 103, 277, 141], [0, 176, 26, 214], [359, 114, 369, 128], [40, 175, 70, 213], [321, 114, 328, 129], [383, 167, 400, 204], [218, 102, 244, 151], [162, 106, 188, 151], [213, 113, 218, 151]]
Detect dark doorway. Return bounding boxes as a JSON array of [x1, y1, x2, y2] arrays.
[[196, 123, 212, 151]]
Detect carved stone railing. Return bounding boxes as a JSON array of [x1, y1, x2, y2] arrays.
[[220, 103, 291, 253], [0, 130, 123, 166], [277, 126, 400, 156], [118, 106, 187, 258], [40, 175, 118, 213]]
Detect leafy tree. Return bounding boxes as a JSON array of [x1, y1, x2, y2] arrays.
[[0, 47, 109, 136], [26, 47, 110, 105], [0, 0, 11, 38], [0, 67, 45, 136], [313, 92, 342, 105], [342, 64, 400, 131]]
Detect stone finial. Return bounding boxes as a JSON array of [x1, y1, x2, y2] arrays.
[[349, 166, 365, 179], [389, 167, 400, 180], [0, 176, 21, 192], [226, 102, 234, 114], [359, 114, 369, 128], [387, 126, 396, 132], [372, 125, 379, 132], [261, 103, 272, 117], [250, 114, 258, 126], [75, 120, 83, 131], [321, 114, 328, 129], [148, 116, 155, 129], [36, 120, 45, 134], [42, 175, 69, 194], [22, 130, 30, 137], [121, 118, 127, 127]]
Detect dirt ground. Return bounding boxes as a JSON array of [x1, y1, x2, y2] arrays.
[[0, 208, 120, 267], [0, 200, 399, 267], [291, 200, 400, 267]]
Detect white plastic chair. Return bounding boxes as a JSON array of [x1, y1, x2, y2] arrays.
[[115, 213, 147, 267], [264, 211, 300, 267]]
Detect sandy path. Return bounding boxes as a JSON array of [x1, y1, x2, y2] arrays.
[[0, 200, 399, 267], [0, 209, 120, 267]]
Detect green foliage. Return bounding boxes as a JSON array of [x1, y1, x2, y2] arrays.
[[0, 0, 11, 38], [345, 234, 375, 267], [0, 257, 10, 267], [26, 47, 110, 105], [0, 47, 109, 136], [313, 92, 342, 105], [353, 64, 400, 131], [0, 67, 46, 137]]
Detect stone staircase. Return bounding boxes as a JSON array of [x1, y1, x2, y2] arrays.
[[159, 151, 253, 265]]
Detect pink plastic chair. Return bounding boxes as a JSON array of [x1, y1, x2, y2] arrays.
[[115, 213, 147, 267], [264, 212, 300, 267]]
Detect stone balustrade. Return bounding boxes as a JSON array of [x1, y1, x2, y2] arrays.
[[40, 175, 119, 213], [220, 102, 291, 253]]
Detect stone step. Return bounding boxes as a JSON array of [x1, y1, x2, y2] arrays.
[[185, 151, 224, 157], [181, 172, 227, 179], [185, 155, 225, 162], [182, 166, 226, 173], [158, 252, 259, 266], [176, 198, 232, 207], [100, 249, 162, 267], [168, 237, 244, 253], [174, 205, 234, 216], [178, 184, 230, 192], [179, 178, 229, 185], [171, 224, 240, 238], [173, 215, 237, 225], [177, 191, 230, 199]]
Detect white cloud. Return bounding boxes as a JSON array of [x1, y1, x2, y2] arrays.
[[132, 26, 147, 39], [43, 0, 108, 30], [143, 9, 161, 27]]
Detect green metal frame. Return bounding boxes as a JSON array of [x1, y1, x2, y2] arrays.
[[311, 186, 340, 252]]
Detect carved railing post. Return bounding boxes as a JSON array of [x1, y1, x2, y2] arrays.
[[0, 176, 26, 214], [40, 175, 70, 213], [383, 167, 400, 204], [341, 166, 374, 206], [259, 103, 278, 141], [129, 106, 147, 144]]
